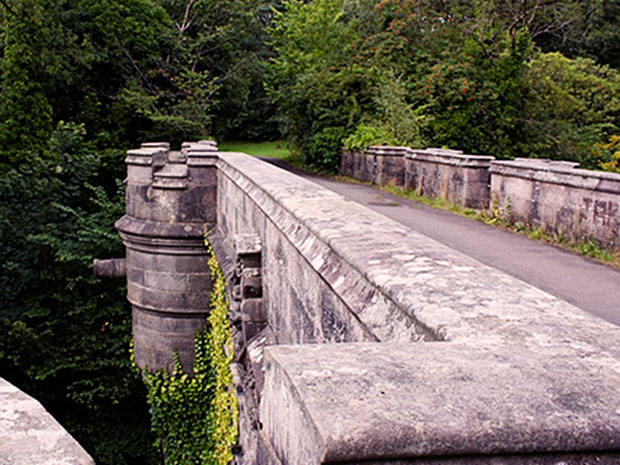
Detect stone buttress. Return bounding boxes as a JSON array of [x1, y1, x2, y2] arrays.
[[115, 141, 218, 372]]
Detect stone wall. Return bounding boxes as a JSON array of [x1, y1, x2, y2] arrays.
[[211, 151, 620, 465], [490, 158, 620, 248], [343, 146, 620, 249], [0, 377, 94, 465], [405, 148, 494, 208], [111, 144, 620, 464], [341, 146, 409, 185]]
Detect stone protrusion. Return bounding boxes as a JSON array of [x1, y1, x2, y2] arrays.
[[93, 258, 126, 278], [116, 141, 219, 373], [231, 234, 265, 344]]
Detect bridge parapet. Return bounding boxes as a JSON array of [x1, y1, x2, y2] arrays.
[[212, 150, 620, 464], [342, 145, 620, 250], [111, 144, 620, 463], [490, 158, 620, 248], [0, 377, 94, 465]]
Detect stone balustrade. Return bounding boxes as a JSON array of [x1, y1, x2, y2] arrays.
[[343, 146, 620, 249]]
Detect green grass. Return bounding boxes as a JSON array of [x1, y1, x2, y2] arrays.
[[219, 140, 292, 159], [219, 139, 309, 171]]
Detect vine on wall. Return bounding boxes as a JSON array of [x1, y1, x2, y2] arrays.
[[139, 241, 238, 464]]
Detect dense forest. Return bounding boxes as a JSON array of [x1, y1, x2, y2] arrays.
[[0, 1, 619, 464]]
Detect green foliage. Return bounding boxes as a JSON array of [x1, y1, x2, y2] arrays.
[[306, 127, 347, 173], [268, 0, 620, 168], [0, 122, 156, 464], [0, 0, 53, 161], [142, 243, 238, 465], [205, 245, 238, 464], [522, 53, 620, 166], [593, 135, 620, 173], [266, 0, 372, 160], [343, 125, 396, 152], [370, 71, 428, 148]]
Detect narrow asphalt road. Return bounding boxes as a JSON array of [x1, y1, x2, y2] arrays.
[[261, 157, 620, 327]]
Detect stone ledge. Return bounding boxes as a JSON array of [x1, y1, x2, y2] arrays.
[[261, 343, 620, 465], [0, 377, 94, 465], [408, 148, 495, 168], [490, 160, 620, 194], [365, 146, 411, 157]]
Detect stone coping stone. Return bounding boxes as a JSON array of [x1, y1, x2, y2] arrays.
[[408, 148, 495, 167], [215, 152, 620, 351], [182, 141, 218, 153], [490, 160, 620, 194], [365, 146, 411, 157], [125, 147, 167, 167], [262, 343, 620, 464], [513, 158, 580, 169], [141, 141, 170, 149], [0, 377, 94, 465]]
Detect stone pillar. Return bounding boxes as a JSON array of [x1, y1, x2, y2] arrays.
[[115, 141, 218, 373]]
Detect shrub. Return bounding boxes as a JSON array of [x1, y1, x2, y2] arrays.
[[521, 53, 620, 166], [344, 125, 396, 152], [141, 242, 238, 465], [306, 126, 348, 173], [592, 135, 620, 173]]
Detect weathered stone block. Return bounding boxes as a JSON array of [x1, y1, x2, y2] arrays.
[[132, 308, 206, 373], [0, 377, 95, 465], [366, 145, 409, 185], [261, 343, 620, 465], [490, 159, 620, 248], [405, 148, 494, 208]]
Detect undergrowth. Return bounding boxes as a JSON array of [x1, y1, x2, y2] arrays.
[[137, 241, 238, 465]]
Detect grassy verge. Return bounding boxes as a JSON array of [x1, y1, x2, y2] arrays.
[[219, 140, 290, 159], [334, 176, 620, 269], [219, 140, 309, 171]]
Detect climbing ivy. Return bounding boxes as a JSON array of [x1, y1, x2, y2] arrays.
[[140, 242, 238, 464]]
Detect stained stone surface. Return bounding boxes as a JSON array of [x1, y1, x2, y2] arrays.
[[0, 377, 94, 465], [405, 148, 494, 209], [262, 343, 620, 465], [490, 158, 620, 249], [213, 151, 620, 464]]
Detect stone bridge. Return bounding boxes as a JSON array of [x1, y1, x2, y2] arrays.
[[107, 141, 620, 464]]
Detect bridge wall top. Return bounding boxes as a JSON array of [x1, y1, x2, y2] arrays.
[[0, 377, 94, 465], [212, 151, 620, 464]]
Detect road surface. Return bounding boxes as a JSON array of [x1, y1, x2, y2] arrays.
[[261, 157, 620, 327]]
